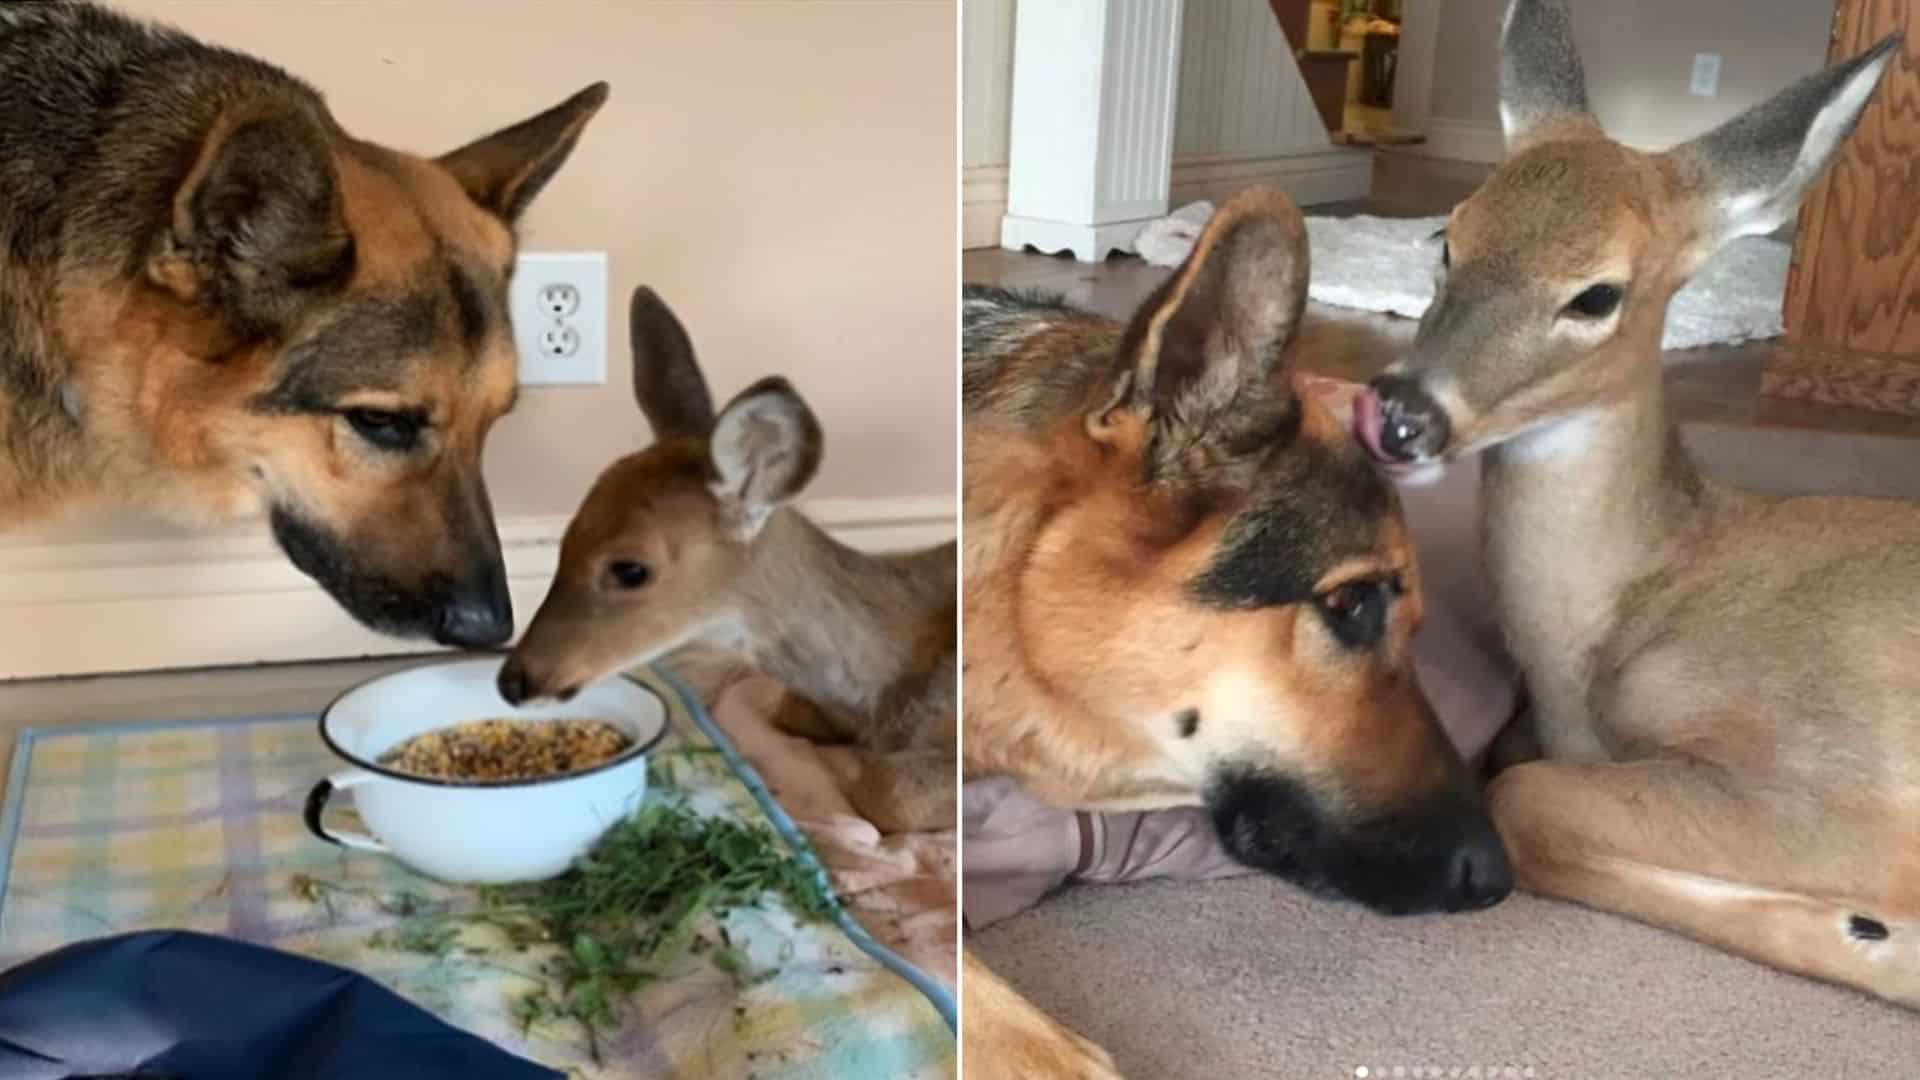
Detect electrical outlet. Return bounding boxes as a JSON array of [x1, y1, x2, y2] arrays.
[[1690, 52, 1722, 97], [510, 251, 607, 385]]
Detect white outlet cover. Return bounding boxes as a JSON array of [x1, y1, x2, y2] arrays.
[[510, 251, 607, 386], [1690, 53, 1721, 97]]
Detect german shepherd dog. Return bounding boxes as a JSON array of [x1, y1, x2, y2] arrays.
[[960, 189, 1512, 1074], [0, 1, 606, 645]]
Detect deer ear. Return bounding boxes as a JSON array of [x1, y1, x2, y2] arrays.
[[1498, 0, 1600, 152], [438, 82, 608, 222], [1672, 33, 1900, 259], [628, 287, 716, 440], [708, 378, 823, 537], [1113, 187, 1308, 476], [148, 108, 354, 336]]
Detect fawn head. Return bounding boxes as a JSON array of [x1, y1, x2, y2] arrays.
[[1357, 0, 1901, 467], [498, 288, 823, 704]]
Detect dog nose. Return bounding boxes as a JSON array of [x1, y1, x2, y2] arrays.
[[1446, 828, 1513, 911], [497, 660, 531, 706], [1367, 374, 1451, 462], [435, 587, 512, 648]]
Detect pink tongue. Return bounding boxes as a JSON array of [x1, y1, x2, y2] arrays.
[[1352, 389, 1389, 461]]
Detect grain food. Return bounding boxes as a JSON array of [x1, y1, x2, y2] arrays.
[[378, 718, 634, 782]]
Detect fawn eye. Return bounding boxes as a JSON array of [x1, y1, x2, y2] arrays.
[[1564, 283, 1624, 319], [1440, 240, 1450, 269], [606, 560, 652, 589], [344, 408, 422, 451], [1315, 577, 1398, 649]]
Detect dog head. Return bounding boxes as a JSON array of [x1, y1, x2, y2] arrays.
[[107, 83, 609, 646], [974, 190, 1509, 914]]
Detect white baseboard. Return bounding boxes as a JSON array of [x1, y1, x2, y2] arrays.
[[1416, 120, 1507, 164], [963, 164, 1009, 250], [0, 495, 955, 681], [1167, 147, 1373, 210], [1416, 119, 1675, 165]]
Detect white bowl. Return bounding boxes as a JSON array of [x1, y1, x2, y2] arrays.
[[304, 656, 667, 884]]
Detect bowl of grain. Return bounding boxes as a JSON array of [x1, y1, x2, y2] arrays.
[[304, 656, 668, 884]]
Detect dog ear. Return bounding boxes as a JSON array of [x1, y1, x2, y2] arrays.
[[1668, 34, 1900, 268], [438, 82, 609, 223], [1498, 0, 1601, 153], [149, 109, 354, 336], [1112, 187, 1308, 477], [707, 377, 823, 538], [629, 286, 716, 440]]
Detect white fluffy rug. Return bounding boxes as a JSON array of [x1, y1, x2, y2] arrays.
[[1136, 206, 1789, 351]]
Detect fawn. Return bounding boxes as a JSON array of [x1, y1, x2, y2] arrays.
[[499, 287, 956, 834], [1357, 0, 1917, 1007]]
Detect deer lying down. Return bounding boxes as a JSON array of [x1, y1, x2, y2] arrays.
[[499, 287, 956, 834], [1357, 0, 1917, 1008]]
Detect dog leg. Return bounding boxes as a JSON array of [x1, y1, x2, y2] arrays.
[[1491, 759, 1919, 1008], [962, 949, 1124, 1079]]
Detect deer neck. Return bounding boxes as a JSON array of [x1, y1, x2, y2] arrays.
[[1479, 350, 1714, 755], [733, 507, 940, 725]]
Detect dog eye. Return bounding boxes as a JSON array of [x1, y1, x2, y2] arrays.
[[344, 408, 421, 451], [1316, 579, 1391, 649], [1564, 283, 1624, 319], [606, 560, 652, 589]]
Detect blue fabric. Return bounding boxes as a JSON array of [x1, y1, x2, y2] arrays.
[[0, 930, 561, 1080]]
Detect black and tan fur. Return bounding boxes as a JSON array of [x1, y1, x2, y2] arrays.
[[1362, 0, 1919, 1009], [962, 190, 1512, 1076], [0, 1, 606, 644]]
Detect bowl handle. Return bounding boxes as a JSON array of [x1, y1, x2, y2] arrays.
[[303, 769, 389, 853]]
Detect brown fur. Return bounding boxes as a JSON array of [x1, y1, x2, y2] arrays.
[[1, 2, 606, 643], [962, 190, 1508, 1074], [501, 288, 956, 834], [1380, 0, 1918, 1008]]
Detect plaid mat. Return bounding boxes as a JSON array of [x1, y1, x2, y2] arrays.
[[0, 665, 955, 1079]]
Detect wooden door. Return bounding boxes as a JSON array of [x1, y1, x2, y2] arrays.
[[1768, 0, 1920, 413]]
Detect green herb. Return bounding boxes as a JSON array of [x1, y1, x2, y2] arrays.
[[294, 786, 834, 1065]]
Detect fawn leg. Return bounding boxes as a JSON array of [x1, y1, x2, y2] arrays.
[[1491, 759, 1919, 1007], [823, 747, 956, 833]]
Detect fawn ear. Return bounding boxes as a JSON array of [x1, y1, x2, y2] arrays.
[[1498, 0, 1600, 152], [708, 378, 823, 537], [1112, 187, 1308, 478], [629, 287, 716, 440], [438, 82, 608, 222], [148, 107, 354, 337], [1672, 34, 1900, 260]]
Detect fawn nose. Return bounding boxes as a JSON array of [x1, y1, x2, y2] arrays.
[[1445, 825, 1514, 911], [497, 660, 532, 706], [1364, 374, 1451, 462]]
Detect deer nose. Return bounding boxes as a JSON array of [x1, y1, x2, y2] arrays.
[[1365, 374, 1452, 463], [497, 659, 532, 706]]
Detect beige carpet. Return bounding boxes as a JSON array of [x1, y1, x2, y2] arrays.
[[972, 425, 1920, 1077], [972, 875, 1914, 1078]]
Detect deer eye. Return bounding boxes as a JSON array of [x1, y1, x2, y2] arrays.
[[1564, 283, 1624, 319], [606, 560, 652, 589]]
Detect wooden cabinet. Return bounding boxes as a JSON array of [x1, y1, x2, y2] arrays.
[[1767, 0, 1920, 413]]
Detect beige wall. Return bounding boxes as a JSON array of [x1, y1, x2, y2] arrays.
[[75, 0, 959, 530], [1428, 0, 1832, 154]]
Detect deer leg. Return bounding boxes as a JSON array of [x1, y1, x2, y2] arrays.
[[1491, 759, 1919, 1008], [963, 949, 1123, 1079], [822, 746, 956, 834]]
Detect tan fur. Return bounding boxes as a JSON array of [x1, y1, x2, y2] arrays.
[[963, 190, 1491, 1075], [504, 293, 956, 835], [1392, 3, 1920, 1008]]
